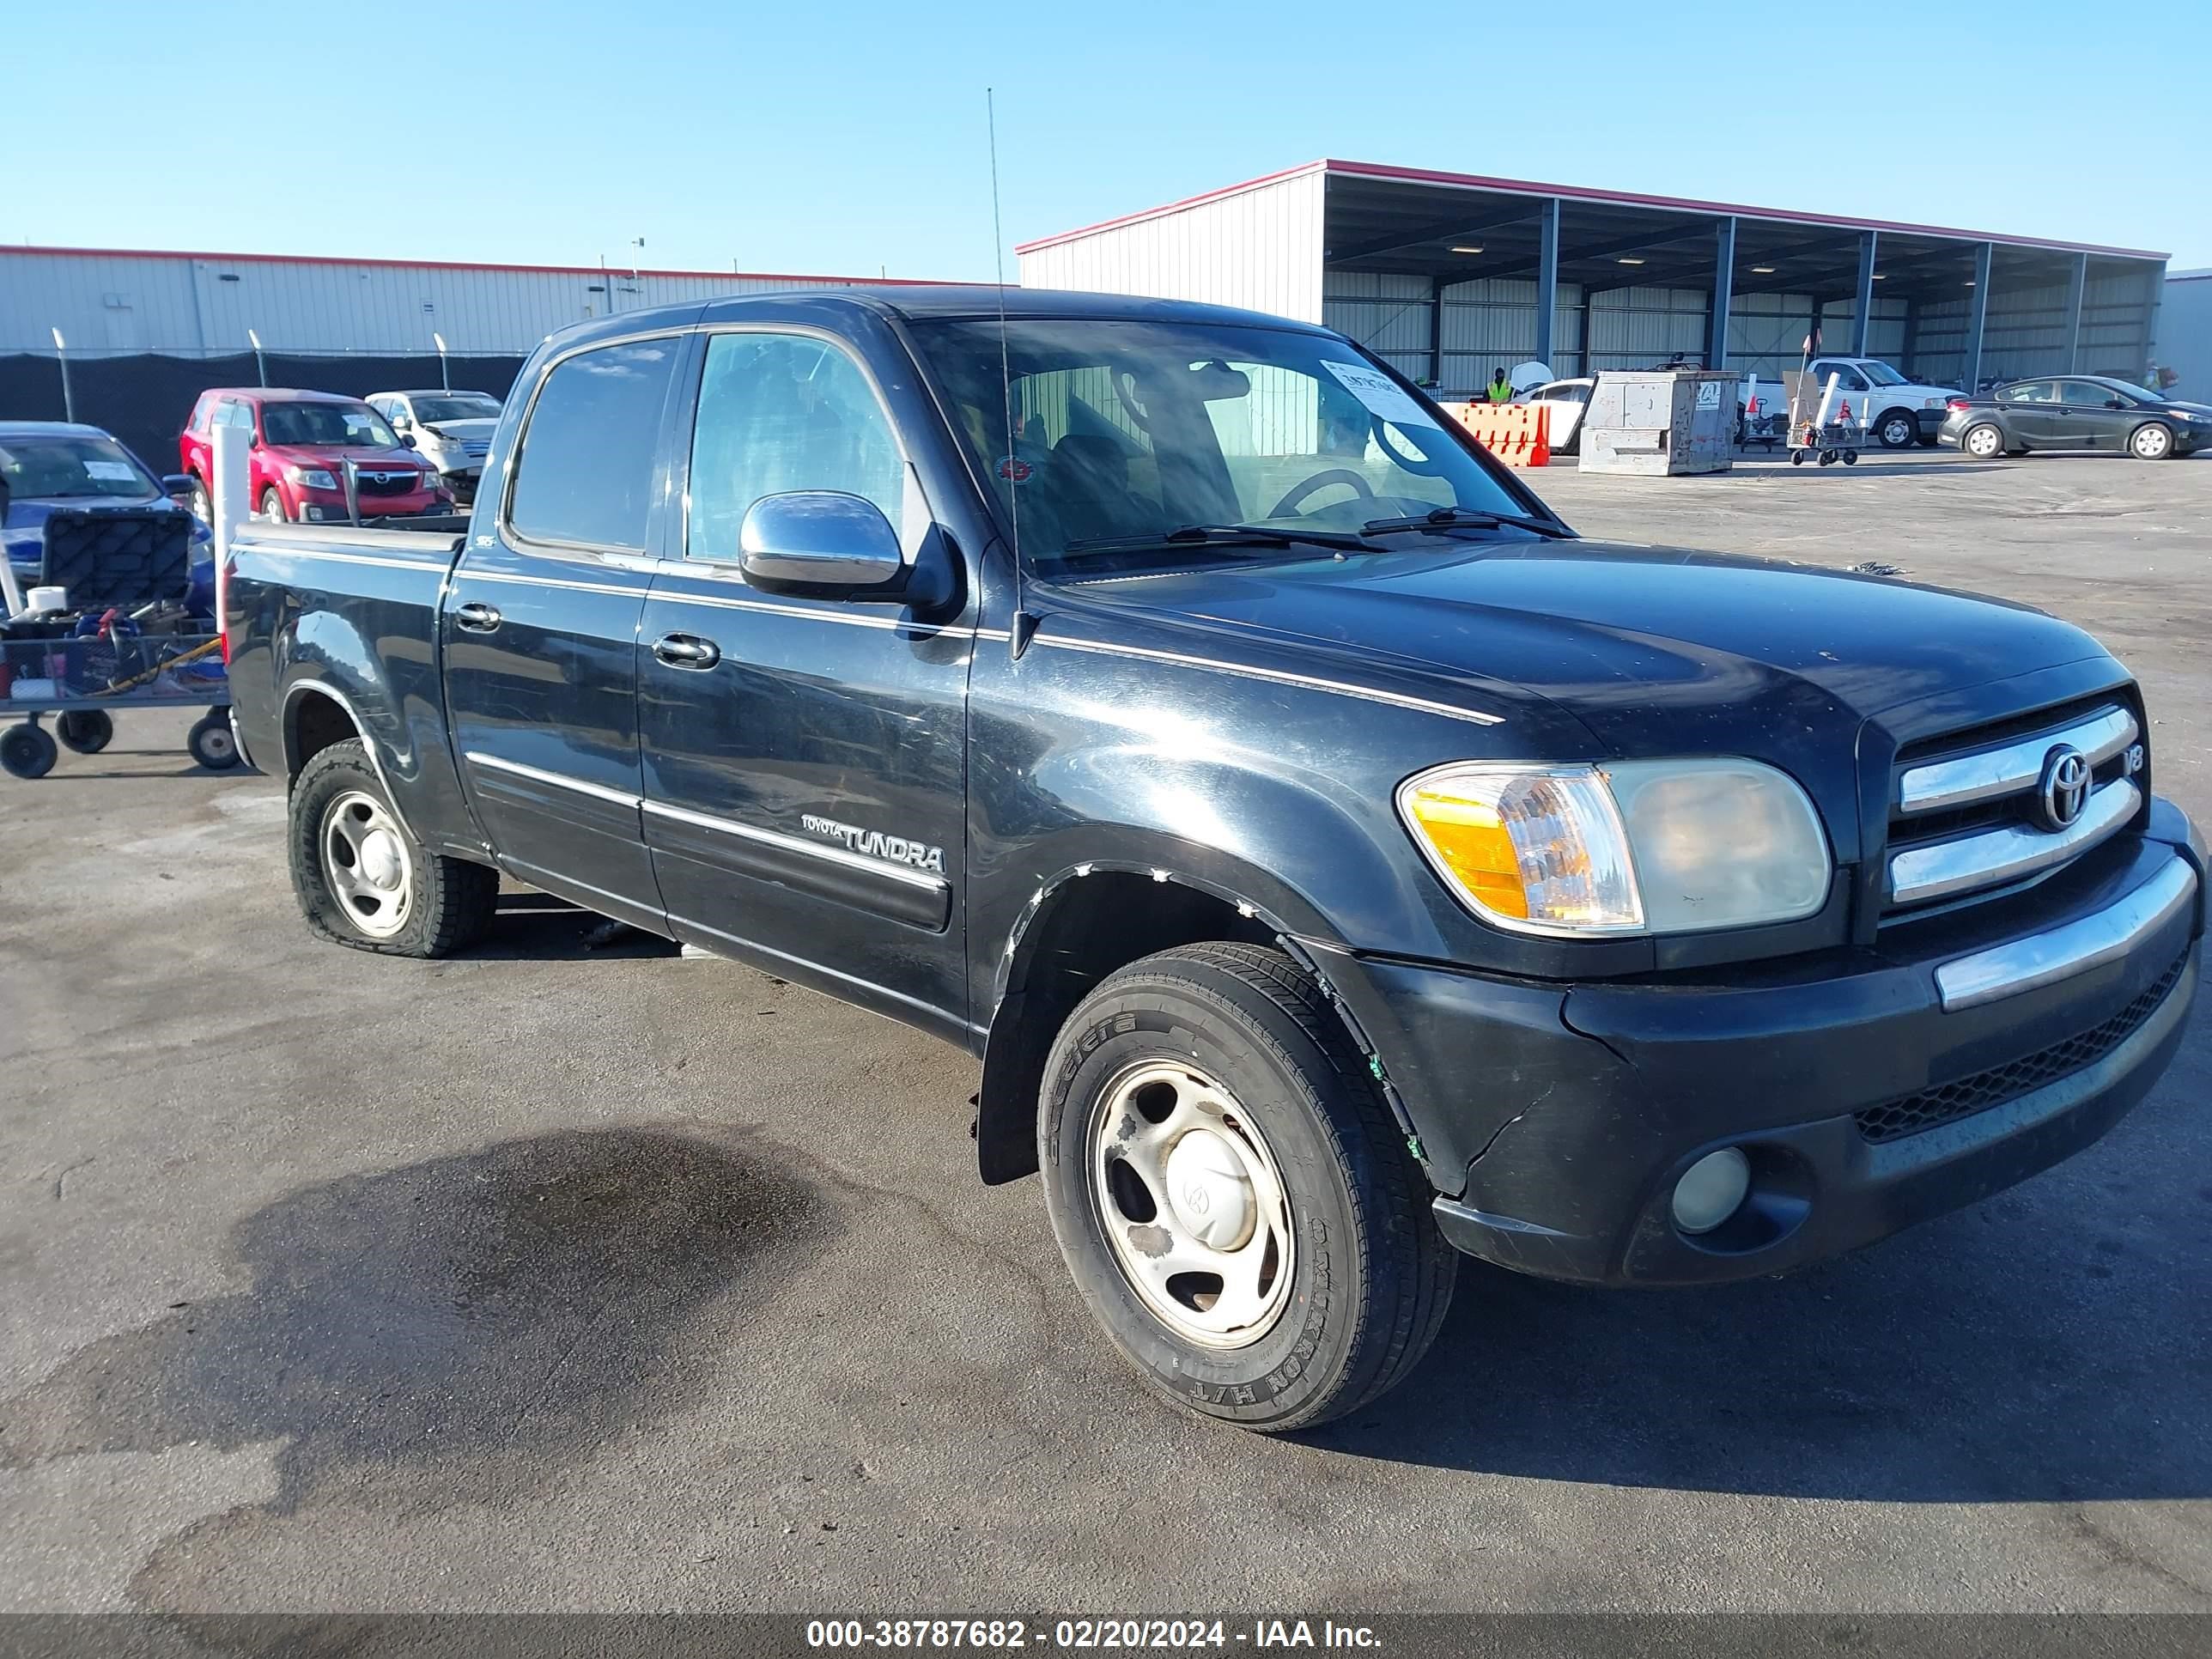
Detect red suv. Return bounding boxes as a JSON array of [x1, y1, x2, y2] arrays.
[[179, 389, 451, 525]]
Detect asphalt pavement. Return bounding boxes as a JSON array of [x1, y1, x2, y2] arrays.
[[2, 447, 2207, 1617]]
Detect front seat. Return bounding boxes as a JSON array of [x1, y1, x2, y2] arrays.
[[1041, 434, 1147, 544]]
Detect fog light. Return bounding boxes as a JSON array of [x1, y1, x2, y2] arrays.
[[1672, 1147, 1751, 1234]]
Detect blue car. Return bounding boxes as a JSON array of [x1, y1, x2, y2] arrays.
[[0, 422, 214, 616]]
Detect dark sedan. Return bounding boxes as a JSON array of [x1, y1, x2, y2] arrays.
[[1942, 375, 2212, 461]]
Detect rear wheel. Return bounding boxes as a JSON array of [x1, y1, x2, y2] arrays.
[[2130, 422, 2174, 461], [1875, 408, 1917, 449], [1040, 942, 1455, 1431], [288, 737, 497, 957], [187, 713, 239, 770], [56, 710, 114, 755], [0, 723, 58, 780], [1963, 423, 2005, 460]]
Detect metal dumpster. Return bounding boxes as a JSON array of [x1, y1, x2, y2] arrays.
[[1580, 370, 1738, 476]]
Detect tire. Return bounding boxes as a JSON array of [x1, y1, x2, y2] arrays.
[[1039, 942, 1456, 1431], [2130, 422, 2174, 461], [288, 737, 497, 957], [56, 710, 114, 755], [187, 713, 239, 770], [0, 723, 58, 780], [1963, 423, 2005, 460], [259, 486, 287, 523], [187, 476, 212, 526], [1790, 451, 1806, 466], [1875, 408, 1917, 449], [1916, 432, 1940, 448]]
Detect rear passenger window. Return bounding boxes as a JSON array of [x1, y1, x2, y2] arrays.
[[507, 337, 679, 550], [684, 331, 908, 562]]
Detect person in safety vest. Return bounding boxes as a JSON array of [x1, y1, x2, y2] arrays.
[[1486, 367, 1512, 404]]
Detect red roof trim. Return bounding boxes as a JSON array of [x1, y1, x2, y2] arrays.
[[0, 243, 952, 286], [1013, 157, 2168, 263]]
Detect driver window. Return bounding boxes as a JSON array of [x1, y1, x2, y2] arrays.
[[685, 331, 909, 563]]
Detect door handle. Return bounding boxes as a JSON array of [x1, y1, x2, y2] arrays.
[[653, 633, 721, 670], [453, 601, 502, 633]]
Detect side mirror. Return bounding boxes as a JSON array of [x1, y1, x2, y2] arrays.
[[400, 434, 418, 449], [738, 491, 905, 597], [161, 473, 195, 502], [391, 413, 411, 431]]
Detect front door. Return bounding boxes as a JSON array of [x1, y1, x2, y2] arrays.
[[443, 331, 685, 931], [636, 328, 974, 1037], [2053, 378, 2127, 450]]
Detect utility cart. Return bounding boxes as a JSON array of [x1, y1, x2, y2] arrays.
[[0, 502, 234, 780], [1782, 369, 1863, 467]]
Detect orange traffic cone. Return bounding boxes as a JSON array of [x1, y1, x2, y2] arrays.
[[1526, 402, 1551, 467]]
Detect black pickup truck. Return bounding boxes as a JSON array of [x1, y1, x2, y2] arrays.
[[224, 288, 2203, 1431]]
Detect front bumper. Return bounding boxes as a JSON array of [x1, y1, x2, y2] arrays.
[[1320, 811, 2203, 1287]]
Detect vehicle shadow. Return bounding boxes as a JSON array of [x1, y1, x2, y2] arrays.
[[1309, 1136, 2212, 1501], [465, 891, 683, 962]]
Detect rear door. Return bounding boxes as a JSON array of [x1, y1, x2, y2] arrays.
[[1997, 380, 2063, 448], [441, 329, 687, 931], [636, 325, 974, 1037]]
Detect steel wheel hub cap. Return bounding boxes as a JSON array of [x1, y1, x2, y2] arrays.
[[1089, 1061, 1294, 1349], [322, 789, 413, 938]]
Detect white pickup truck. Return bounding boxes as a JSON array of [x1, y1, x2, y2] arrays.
[[1803, 356, 1963, 449]]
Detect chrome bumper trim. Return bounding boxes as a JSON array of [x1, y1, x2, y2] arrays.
[[1890, 778, 2139, 905], [1933, 857, 2197, 1012], [1898, 704, 2137, 816]]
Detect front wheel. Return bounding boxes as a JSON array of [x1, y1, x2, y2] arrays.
[[56, 710, 114, 754], [2130, 422, 2174, 461], [1875, 409, 1917, 449], [0, 723, 58, 780], [187, 476, 213, 526], [1040, 942, 1456, 1431], [288, 737, 497, 957], [258, 486, 288, 523], [1963, 423, 2005, 460]]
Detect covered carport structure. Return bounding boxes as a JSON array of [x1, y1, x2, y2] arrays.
[[1017, 160, 2167, 398]]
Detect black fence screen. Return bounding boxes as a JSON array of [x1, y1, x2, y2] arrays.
[[0, 353, 527, 478]]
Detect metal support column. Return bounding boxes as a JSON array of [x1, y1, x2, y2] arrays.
[[1534, 198, 1560, 370], [1962, 242, 1993, 392], [1706, 216, 1735, 370], [2060, 252, 2087, 374], [1428, 276, 1446, 388], [1850, 231, 1879, 356]]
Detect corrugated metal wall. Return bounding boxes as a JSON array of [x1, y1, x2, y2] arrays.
[[1017, 172, 1327, 324], [2158, 274, 2212, 396], [0, 247, 909, 357], [1911, 267, 2157, 386]]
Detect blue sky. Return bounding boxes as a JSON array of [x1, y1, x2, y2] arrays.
[[12, 1, 2204, 273]]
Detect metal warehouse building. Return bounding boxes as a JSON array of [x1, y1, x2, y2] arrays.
[[1017, 160, 2170, 396], [0, 244, 927, 359], [2159, 270, 2212, 396]]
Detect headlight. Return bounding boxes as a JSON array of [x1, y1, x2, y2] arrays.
[[289, 465, 338, 490], [1399, 758, 1831, 936]]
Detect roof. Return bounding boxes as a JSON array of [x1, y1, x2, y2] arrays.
[[1, 241, 955, 287], [0, 421, 112, 438], [371, 389, 501, 398], [1016, 158, 2172, 263], [196, 386, 367, 402]]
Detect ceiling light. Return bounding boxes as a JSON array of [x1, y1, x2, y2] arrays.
[[1750, 264, 1776, 274], [1449, 245, 1484, 255], [1872, 273, 1887, 281], [1617, 257, 1645, 266], [1964, 279, 1977, 287]]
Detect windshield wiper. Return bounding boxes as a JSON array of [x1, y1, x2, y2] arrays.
[[1359, 506, 1572, 539], [1061, 522, 1374, 557]]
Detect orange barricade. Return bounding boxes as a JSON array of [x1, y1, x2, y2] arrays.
[[1450, 400, 1550, 468]]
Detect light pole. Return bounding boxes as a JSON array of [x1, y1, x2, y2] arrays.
[[433, 331, 450, 392], [247, 327, 267, 387], [50, 327, 75, 422]]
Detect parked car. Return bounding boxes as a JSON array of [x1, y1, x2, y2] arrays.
[[1942, 376, 2212, 462], [222, 289, 2201, 1433], [1513, 378, 1593, 453], [366, 390, 502, 505], [2, 421, 212, 614], [179, 389, 451, 526], [1804, 356, 1961, 448]]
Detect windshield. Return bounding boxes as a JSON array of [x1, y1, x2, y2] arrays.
[[413, 395, 501, 423], [0, 434, 157, 501], [261, 401, 400, 448], [907, 318, 1534, 573], [1859, 361, 1909, 386]]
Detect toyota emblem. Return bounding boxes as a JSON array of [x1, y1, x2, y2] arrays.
[[2036, 744, 2091, 831]]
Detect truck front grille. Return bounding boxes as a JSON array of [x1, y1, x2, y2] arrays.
[[1883, 694, 2143, 915], [1854, 951, 2187, 1143]]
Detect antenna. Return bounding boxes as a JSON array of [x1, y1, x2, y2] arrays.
[[988, 88, 1035, 659]]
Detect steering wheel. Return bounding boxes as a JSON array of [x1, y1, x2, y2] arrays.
[[1267, 468, 1376, 520]]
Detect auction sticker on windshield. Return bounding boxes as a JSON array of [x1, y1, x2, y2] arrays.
[[85, 460, 142, 483], [1320, 360, 1439, 429]]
